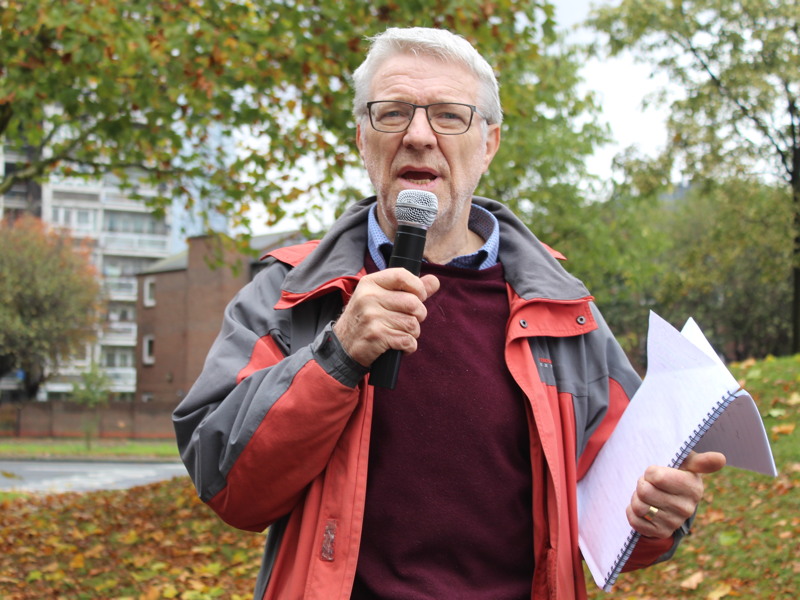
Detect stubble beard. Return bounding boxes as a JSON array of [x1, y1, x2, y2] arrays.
[[364, 157, 483, 246]]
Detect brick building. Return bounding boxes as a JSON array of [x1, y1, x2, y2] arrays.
[[135, 232, 303, 405]]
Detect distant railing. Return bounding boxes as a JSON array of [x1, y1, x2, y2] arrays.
[[102, 322, 137, 341], [104, 368, 137, 390], [104, 277, 138, 301], [100, 233, 169, 254]]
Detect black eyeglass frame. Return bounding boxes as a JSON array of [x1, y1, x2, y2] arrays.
[[365, 101, 482, 135]]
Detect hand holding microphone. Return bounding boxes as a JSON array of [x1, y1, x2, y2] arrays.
[[369, 190, 438, 389], [331, 190, 439, 389]]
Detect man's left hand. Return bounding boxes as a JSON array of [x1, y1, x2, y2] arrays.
[[626, 451, 726, 539]]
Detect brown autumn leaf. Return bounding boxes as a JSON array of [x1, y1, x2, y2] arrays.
[[771, 423, 796, 438], [737, 358, 758, 369], [680, 570, 704, 589], [703, 508, 727, 523], [706, 582, 733, 599]]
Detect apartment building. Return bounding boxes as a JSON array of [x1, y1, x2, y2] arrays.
[[1, 146, 174, 401]]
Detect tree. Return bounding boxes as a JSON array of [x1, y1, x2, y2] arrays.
[[586, 0, 800, 352], [481, 34, 611, 245], [1, 0, 604, 240], [654, 178, 792, 359], [0, 215, 103, 399], [559, 144, 792, 365], [71, 361, 112, 450], [555, 161, 674, 366]]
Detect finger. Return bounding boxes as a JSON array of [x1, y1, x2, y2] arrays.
[[680, 450, 726, 474], [376, 291, 430, 330], [347, 271, 429, 322], [628, 482, 688, 538], [629, 487, 655, 522], [635, 474, 699, 522], [420, 274, 440, 299], [626, 500, 669, 538], [374, 267, 430, 300], [379, 308, 424, 342], [642, 464, 704, 500]]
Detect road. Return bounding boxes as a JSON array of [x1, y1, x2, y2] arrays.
[[0, 460, 189, 493]]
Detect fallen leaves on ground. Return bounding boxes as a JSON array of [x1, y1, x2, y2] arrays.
[[0, 477, 264, 600]]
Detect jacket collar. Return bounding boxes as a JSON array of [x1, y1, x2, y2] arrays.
[[271, 196, 592, 306]]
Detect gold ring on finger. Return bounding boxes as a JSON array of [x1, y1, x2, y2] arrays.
[[643, 505, 659, 522]]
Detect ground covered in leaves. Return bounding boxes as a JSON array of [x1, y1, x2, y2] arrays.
[[1, 355, 797, 599], [0, 477, 264, 599]]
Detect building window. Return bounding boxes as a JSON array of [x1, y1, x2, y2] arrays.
[[143, 277, 156, 307], [70, 344, 91, 365], [143, 335, 155, 365], [74, 209, 97, 233], [103, 346, 134, 368]]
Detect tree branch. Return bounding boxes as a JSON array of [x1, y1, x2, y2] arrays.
[[0, 125, 95, 195], [67, 157, 191, 179], [668, 28, 791, 178], [0, 103, 13, 137]]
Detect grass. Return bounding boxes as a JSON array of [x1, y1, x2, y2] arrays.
[[0, 438, 179, 461], [0, 355, 797, 599]]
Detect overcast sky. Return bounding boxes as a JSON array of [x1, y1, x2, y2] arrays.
[[554, 0, 670, 178]]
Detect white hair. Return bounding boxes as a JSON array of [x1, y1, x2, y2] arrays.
[[351, 27, 503, 128]]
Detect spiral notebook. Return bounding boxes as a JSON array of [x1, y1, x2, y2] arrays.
[[577, 311, 777, 592]]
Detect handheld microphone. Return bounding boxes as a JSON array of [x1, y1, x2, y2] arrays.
[[369, 189, 438, 389]]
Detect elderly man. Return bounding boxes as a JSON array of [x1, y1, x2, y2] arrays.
[[173, 27, 724, 600]]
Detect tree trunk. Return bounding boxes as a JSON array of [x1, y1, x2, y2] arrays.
[[793, 177, 799, 354]]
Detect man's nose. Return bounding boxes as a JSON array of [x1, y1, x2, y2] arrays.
[[403, 107, 438, 148]]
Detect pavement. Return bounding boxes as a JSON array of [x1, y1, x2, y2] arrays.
[[0, 459, 189, 494]]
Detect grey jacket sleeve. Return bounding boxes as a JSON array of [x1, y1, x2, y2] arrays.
[[172, 260, 367, 531]]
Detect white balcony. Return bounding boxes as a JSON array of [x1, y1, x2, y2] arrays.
[[105, 367, 137, 392], [104, 276, 138, 301], [43, 367, 136, 395], [101, 322, 137, 344], [101, 232, 169, 256]]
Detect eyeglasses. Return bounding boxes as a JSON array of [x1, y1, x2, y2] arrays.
[[366, 101, 481, 135]]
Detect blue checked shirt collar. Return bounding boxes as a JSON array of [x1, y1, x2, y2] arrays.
[[367, 201, 499, 270]]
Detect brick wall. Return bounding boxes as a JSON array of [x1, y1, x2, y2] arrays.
[[136, 236, 252, 404], [0, 401, 175, 439]]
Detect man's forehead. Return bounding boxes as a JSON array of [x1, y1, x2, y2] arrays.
[[370, 53, 479, 98]]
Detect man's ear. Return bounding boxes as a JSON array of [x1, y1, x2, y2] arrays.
[[356, 122, 365, 158], [482, 123, 501, 173]]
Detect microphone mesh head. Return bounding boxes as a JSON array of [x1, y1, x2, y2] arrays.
[[395, 190, 438, 229]]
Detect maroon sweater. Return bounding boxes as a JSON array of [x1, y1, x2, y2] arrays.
[[351, 259, 534, 599]]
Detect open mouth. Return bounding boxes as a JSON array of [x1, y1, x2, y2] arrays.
[[400, 169, 439, 185]]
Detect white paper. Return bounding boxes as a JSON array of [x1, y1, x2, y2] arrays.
[[577, 311, 777, 591]]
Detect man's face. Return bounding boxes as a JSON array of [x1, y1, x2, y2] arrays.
[[356, 53, 500, 238]]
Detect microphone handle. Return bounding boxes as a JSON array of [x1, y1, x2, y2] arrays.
[[369, 224, 427, 389]]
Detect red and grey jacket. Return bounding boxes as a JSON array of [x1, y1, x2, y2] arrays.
[[173, 196, 681, 600]]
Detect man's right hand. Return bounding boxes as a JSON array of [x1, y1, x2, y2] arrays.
[[332, 268, 440, 367]]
